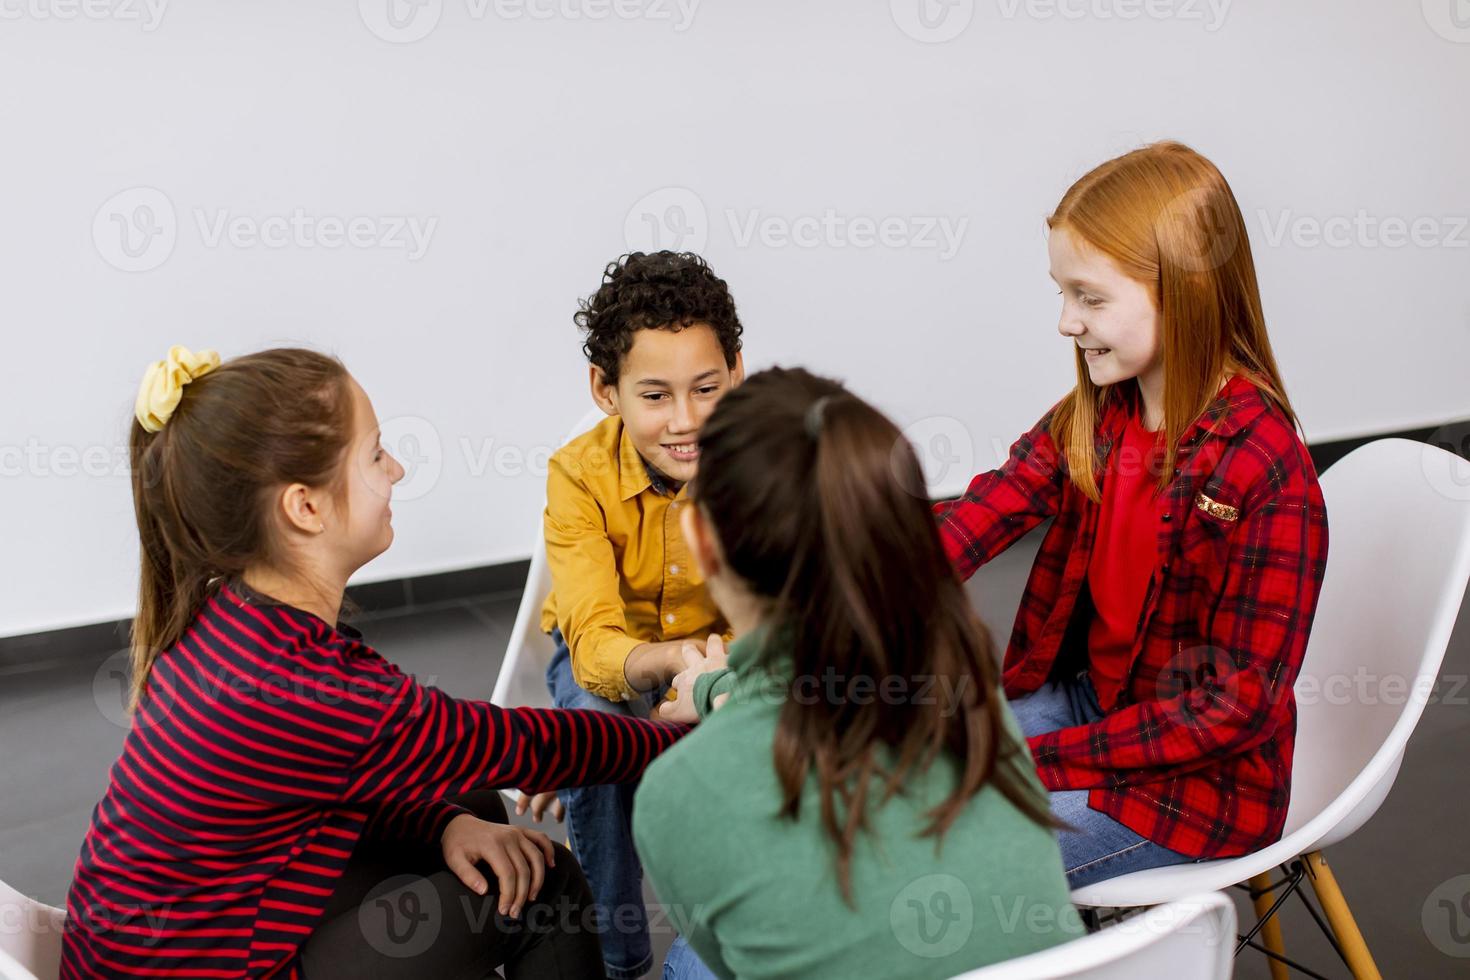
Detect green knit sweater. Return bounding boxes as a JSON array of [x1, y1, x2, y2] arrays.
[[632, 631, 1084, 979]]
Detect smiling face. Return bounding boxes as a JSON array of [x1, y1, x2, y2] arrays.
[[326, 377, 405, 574], [1048, 225, 1163, 394], [591, 322, 744, 485]]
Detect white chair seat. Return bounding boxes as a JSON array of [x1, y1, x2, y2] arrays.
[[953, 891, 1236, 979], [491, 406, 611, 712], [0, 878, 64, 980], [1069, 438, 1470, 978]]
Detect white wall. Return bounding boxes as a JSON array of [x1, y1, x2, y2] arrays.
[[2, 0, 1467, 636]]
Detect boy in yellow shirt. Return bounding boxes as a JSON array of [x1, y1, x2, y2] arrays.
[[538, 250, 743, 979]]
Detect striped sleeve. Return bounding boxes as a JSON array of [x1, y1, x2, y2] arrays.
[[343, 670, 688, 806], [360, 799, 470, 843], [210, 595, 686, 814]]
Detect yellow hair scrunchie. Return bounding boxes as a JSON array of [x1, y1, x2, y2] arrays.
[[134, 345, 222, 433]]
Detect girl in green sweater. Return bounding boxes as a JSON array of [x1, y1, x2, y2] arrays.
[[633, 367, 1084, 979]]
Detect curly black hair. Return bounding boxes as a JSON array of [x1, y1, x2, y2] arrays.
[[576, 251, 743, 387]]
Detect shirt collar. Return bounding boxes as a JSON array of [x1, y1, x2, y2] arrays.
[[617, 423, 652, 501], [223, 579, 363, 639], [1100, 375, 1269, 448], [617, 421, 683, 500]]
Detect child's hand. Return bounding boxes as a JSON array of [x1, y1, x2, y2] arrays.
[[699, 633, 728, 672], [514, 790, 565, 824], [654, 634, 729, 724], [662, 636, 705, 683], [440, 813, 555, 919]]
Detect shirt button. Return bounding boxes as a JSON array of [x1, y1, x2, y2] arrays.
[[1161, 513, 1172, 522], [1162, 563, 1171, 574], [670, 564, 681, 575], [665, 614, 675, 624]]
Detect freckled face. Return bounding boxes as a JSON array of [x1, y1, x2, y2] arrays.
[[1048, 226, 1162, 391]]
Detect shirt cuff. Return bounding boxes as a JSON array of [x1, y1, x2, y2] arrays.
[[693, 668, 737, 719], [426, 802, 473, 842], [569, 630, 644, 702]]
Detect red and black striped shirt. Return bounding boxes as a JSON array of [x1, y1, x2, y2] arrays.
[[62, 584, 684, 978]]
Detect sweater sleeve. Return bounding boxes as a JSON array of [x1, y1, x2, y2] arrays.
[[341, 672, 688, 807], [692, 668, 738, 719], [360, 799, 470, 843]]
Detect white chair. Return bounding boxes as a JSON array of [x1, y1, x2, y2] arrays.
[[491, 406, 610, 711], [953, 891, 1236, 979], [1069, 438, 1470, 979], [0, 879, 65, 980]]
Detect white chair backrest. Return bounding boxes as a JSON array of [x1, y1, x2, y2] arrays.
[[1283, 438, 1470, 837], [491, 407, 610, 709], [952, 892, 1236, 979], [0, 879, 64, 980]]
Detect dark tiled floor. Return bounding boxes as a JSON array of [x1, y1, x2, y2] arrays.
[[3, 529, 1467, 977]]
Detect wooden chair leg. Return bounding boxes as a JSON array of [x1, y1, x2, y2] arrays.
[[1247, 872, 1290, 980], [1303, 851, 1382, 980]]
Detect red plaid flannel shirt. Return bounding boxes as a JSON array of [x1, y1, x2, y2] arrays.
[[935, 377, 1329, 859]]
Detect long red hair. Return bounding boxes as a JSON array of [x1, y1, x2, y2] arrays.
[[1048, 141, 1299, 501]]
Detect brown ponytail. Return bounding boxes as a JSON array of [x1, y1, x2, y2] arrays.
[[690, 367, 1057, 903], [128, 348, 354, 709]]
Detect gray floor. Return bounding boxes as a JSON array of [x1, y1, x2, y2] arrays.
[[3, 529, 1467, 977]]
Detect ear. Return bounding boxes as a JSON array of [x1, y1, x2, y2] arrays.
[[730, 350, 745, 387], [680, 502, 722, 582], [275, 483, 327, 536], [589, 365, 620, 417]]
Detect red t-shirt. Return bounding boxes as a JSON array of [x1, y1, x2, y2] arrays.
[[1086, 406, 1167, 710]]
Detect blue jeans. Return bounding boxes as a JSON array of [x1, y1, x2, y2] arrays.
[[546, 630, 716, 980], [662, 933, 719, 980], [1009, 672, 1197, 890]]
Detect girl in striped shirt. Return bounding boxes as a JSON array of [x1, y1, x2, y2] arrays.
[[63, 346, 685, 979]]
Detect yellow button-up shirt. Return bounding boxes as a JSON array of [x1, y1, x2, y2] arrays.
[[540, 415, 730, 701]]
